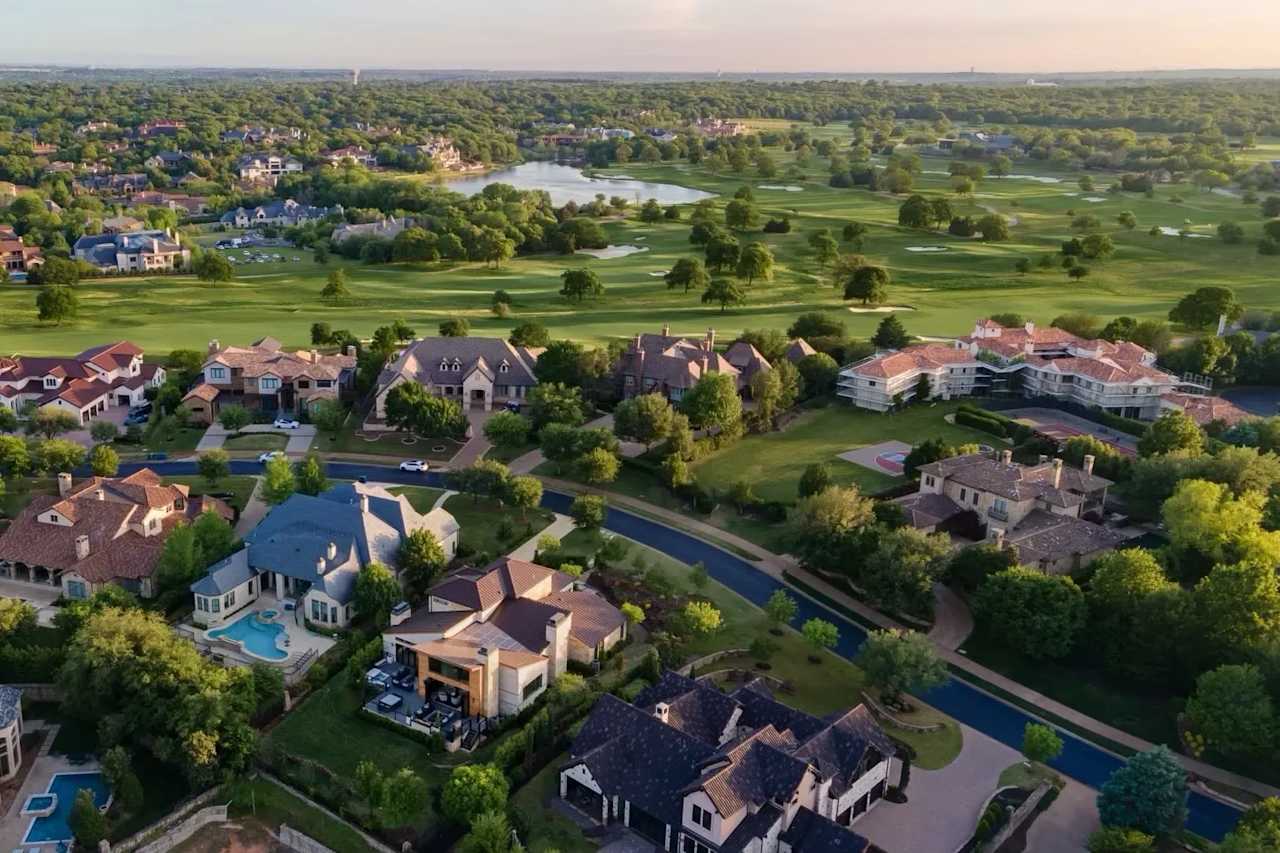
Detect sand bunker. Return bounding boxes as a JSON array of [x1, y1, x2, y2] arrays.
[[847, 305, 916, 313], [647, 271, 669, 277], [1083, 196, 1108, 203], [905, 246, 949, 253], [992, 174, 1062, 184], [576, 244, 650, 259], [1157, 226, 1211, 239], [759, 184, 804, 192]]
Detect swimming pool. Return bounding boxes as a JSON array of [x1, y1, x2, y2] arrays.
[[208, 610, 288, 660], [23, 771, 111, 844]]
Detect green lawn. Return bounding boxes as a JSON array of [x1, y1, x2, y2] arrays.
[[329, 416, 465, 460], [386, 484, 448, 512], [164, 474, 258, 514], [222, 777, 377, 853], [998, 761, 1063, 791], [5, 145, 1277, 360], [511, 753, 598, 853], [131, 425, 205, 456], [223, 432, 288, 452], [442, 493, 554, 559], [1, 476, 56, 521], [693, 401, 995, 503]]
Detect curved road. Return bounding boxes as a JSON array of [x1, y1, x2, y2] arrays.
[[128, 459, 1242, 841]]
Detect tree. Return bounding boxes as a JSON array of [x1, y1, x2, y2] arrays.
[[380, 767, 430, 828], [526, 382, 585, 429], [560, 268, 604, 302], [90, 420, 119, 444], [812, 232, 839, 269], [309, 400, 348, 436], [1168, 286, 1242, 329], [704, 233, 741, 272], [442, 764, 509, 827], [702, 277, 747, 313], [796, 352, 839, 397], [681, 373, 742, 434], [294, 453, 328, 496], [459, 811, 517, 853], [261, 454, 296, 504], [788, 312, 846, 341], [193, 250, 234, 282], [321, 268, 351, 299], [507, 475, 543, 521], [735, 242, 774, 286], [683, 600, 723, 635], [973, 568, 1087, 659], [724, 198, 759, 230], [509, 320, 551, 348], [1184, 664, 1275, 759], [621, 602, 645, 626], [801, 618, 839, 659], [1219, 799, 1280, 853], [439, 318, 470, 337], [384, 383, 467, 438], [1138, 410, 1203, 457], [217, 404, 251, 433], [476, 228, 516, 268], [977, 213, 1010, 241], [398, 527, 447, 600], [355, 562, 400, 627], [638, 198, 663, 223], [1097, 746, 1187, 836], [36, 285, 78, 325], [872, 315, 910, 349], [765, 589, 798, 629], [1081, 233, 1116, 259], [1068, 264, 1090, 281], [0, 598, 36, 638], [33, 439, 85, 475], [665, 257, 711, 293], [861, 526, 950, 617], [1022, 722, 1065, 764], [1219, 222, 1246, 244], [613, 393, 674, 449], [29, 256, 80, 286], [0, 407, 17, 434], [1087, 828, 1156, 853], [89, 443, 119, 476], [483, 410, 530, 450], [570, 494, 606, 529], [577, 446, 620, 487], [844, 265, 890, 305], [897, 194, 932, 229], [857, 628, 947, 704], [661, 452, 691, 489], [69, 788, 107, 848], [27, 406, 79, 439], [798, 462, 833, 498]]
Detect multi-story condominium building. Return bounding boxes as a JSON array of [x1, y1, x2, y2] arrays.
[[73, 229, 191, 273], [236, 153, 303, 184], [838, 318, 1187, 420], [181, 337, 356, 424], [560, 670, 897, 852], [0, 340, 165, 422]]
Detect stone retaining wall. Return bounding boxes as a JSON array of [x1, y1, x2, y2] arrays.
[[861, 691, 944, 734], [985, 781, 1052, 852], [677, 648, 748, 676], [110, 787, 222, 853], [6, 682, 64, 702]]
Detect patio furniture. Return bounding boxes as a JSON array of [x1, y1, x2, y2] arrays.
[[376, 692, 403, 712]]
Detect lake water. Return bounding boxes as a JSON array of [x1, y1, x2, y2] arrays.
[[445, 162, 715, 206]]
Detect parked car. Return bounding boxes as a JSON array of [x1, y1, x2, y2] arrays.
[[123, 411, 150, 426], [399, 459, 429, 472], [504, 400, 522, 413], [273, 417, 301, 430], [258, 450, 286, 463]]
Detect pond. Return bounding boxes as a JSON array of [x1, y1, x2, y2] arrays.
[[444, 161, 715, 206]]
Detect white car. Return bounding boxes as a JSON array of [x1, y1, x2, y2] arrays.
[[399, 459, 430, 473], [273, 417, 301, 430], [258, 450, 286, 463]]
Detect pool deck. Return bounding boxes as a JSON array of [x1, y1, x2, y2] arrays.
[[181, 595, 335, 681], [0, 730, 101, 853]]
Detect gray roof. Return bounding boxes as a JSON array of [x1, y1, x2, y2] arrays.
[[915, 452, 1110, 505], [219, 198, 336, 224], [893, 492, 966, 529], [74, 230, 183, 266], [1004, 509, 1130, 564], [0, 686, 21, 728], [779, 807, 872, 853], [319, 482, 459, 542], [190, 547, 255, 596], [378, 337, 541, 393]]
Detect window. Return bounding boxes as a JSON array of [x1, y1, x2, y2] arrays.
[[311, 599, 329, 622], [959, 488, 967, 502], [260, 377, 280, 391], [44, 377, 58, 388], [499, 362, 509, 373], [317, 380, 333, 388], [196, 597, 207, 612], [429, 658, 468, 682], [211, 597, 221, 613], [223, 590, 236, 609], [67, 580, 87, 600], [690, 804, 712, 831], [972, 492, 978, 506], [682, 836, 713, 853], [297, 380, 310, 389], [924, 476, 935, 487], [209, 367, 227, 380], [522, 674, 544, 700]]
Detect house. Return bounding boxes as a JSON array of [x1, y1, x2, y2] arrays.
[[75, 173, 148, 197], [693, 118, 747, 138], [898, 449, 1129, 574], [399, 136, 462, 169], [30, 142, 57, 156], [191, 483, 459, 629], [127, 191, 210, 216], [218, 199, 339, 229], [136, 120, 187, 138], [0, 340, 165, 421], [1158, 392, 1251, 427], [43, 161, 77, 175], [181, 336, 357, 424], [380, 556, 627, 718], [144, 150, 188, 170], [329, 216, 413, 244], [0, 687, 22, 782], [101, 215, 144, 234], [0, 470, 231, 599], [321, 146, 379, 167], [73, 229, 190, 273], [587, 127, 636, 140], [838, 318, 1182, 419], [367, 336, 541, 425], [646, 128, 679, 143], [0, 226, 44, 276], [237, 153, 303, 184], [560, 670, 897, 852], [220, 125, 301, 145], [0, 182, 17, 204], [77, 120, 116, 135]]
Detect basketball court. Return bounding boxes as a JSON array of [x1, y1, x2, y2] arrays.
[[839, 440, 913, 476]]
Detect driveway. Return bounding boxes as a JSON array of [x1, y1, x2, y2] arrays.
[[197, 423, 316, 455], [450, 411, 494, 469], [855, 723, 1020, 853], [0, 577, 61, 626], [63, 404, 131, 449], [1026, 778, 1099, 853]]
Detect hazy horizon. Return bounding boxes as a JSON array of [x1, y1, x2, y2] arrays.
[[10, 0, 1280, 75]]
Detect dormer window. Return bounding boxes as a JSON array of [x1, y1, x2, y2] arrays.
[[452, 359, 462, 371], [44, 377, 58, 388], [690, 803, 712, 831], [499, 361, 509, 373], [439, 360, 449, 371]]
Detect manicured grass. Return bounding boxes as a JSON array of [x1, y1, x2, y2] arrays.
[[889, 703, 966, 771], [329, 417, 464, 460], [133, 425, 204, 456], [693, 401, 995, 503], [511, 753, 598, 853], [386, 484, 448, 512], [485, 441, 538, 464], [998, 761, 1063, 791], [164, 474, 258, 514], [442, 493, 554, 559], [223, 777, 376, 853], [1, 476, 56, 520], [223, 432, 288, 452], [5, 145, 1276, 360]]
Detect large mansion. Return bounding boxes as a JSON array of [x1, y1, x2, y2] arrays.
[[73, 229, 191, 273], [0, 470, 232, 599], [561, 670, 895, 853], [181, 337, 356, 424], [219, 198, 339, 228], [838, 318, 1225, 421], [0, 340, 165, 424], [0, 225, 44, 277], [367, 336, 542, 426], [381, 557, 627, 718]]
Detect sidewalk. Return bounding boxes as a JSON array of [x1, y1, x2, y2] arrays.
[[508, 513, 575, 560], [536, 475, 1280, 802], [928, 583, 974, 650], [234, 477, 269, 538]]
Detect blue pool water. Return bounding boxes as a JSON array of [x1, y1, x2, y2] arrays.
[[209, 611, 287, 660], [24, 772, 111, 843]]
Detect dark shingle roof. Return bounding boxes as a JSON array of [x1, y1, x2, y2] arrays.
[[779, 806, 872, 852]]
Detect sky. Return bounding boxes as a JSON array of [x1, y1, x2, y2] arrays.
[[8, 0, 1280, 74]]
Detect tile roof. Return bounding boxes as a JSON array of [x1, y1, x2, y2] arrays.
[[915, 452, 1111, 504], [377, 337, 540, 393], [1161, 392, 1251, 426], [428, 557, 567, 611], [488, 597, 566, 652], [891, 491, 966, 529], [793, 706, 896, 796], [206, 341, 355, 382], [383, 608, 473, 636], [691, 725, 810, 815], [850, 343, 976, 379], [543, 589, 627, 647], [613, 330, 743, 391], [1004, 509, 1130, 563]]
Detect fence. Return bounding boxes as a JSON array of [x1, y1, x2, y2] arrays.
[[985, 781, 1053, 852], [110, 787, 222, 853], [4, 683, 64, 702], [278, 825, 335, 853], [861, 692, 944, 734], [677, 648, 749, 676]]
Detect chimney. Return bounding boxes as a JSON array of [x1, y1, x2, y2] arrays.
[[152, 238, 159, 253], [1083, 454, 1095, 476], [326, 541, 337, 560], [58, 472, 73, 496], [75, 535, 90, 561], [345, 345, 357, 358], [208, 339, 220, 355], [706, 328, 716, 350], [95, 489, 105, 501], [1052, 458, 1063, 488], [316, 555, 326, 575], [1024, 321, 1035, 334], [546, 612, 570, 679], [311, 349, 319, 361], [655, 701, 670, 724], [633, 332, 642, 351], [390, 601, 411, 627], [1038, 454, 1048, 465], [992, 528, 1006, 550], [1001, 449, 1013, 465], [359, 494, 369, 514]]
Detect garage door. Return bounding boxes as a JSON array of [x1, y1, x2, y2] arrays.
[[565, 777, 604, 822]]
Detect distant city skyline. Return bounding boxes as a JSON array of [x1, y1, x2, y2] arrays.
[[9, 0, 1280, 74]]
